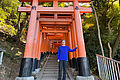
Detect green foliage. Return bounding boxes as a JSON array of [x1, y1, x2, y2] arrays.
[[84, 27, 101, 72], [0, 0, 21, 36], [83, 0, 120, 72]]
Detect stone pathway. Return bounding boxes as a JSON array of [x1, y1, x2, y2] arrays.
[[36, 55, 70, 80]]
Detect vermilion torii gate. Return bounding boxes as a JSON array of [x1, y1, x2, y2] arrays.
[[16, 0, 94, 80]]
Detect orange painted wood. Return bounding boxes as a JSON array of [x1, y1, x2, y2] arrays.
[[24, 0, 38, 58], [48, 36, 64, 40], [72, 17, 79, 58], [53, 0, 58, 7], [41, 36, 44, 52], [18, 7, 31, 12], [20, 0, 91, 2], [42, 30, 68, 33], [79, 7, 92, 13], [47, 40, 50, 52], [46, 37, 49, 52], [39, 18, 72, 22], [43, 39, 46, 53], [40, 12, 78, 15], [47, 34, 63, 36], [73, 0, 86, 57], [18, 6, 92, 13], [35, 26, 40, 59], [53, 43, 61, 46], [68, 27, 73, 60], [33, 19, 40, 58], [70, 25, 75, 58], [64, 33, 68, 46], [40, 22, 70, 25], [40, 16, 71, 18], [45, 37, 47, 52], [36, 23, 42, 60], [37, 31, 42, 60], [43, 33, 46, 52], [54, 13, 58, 19]]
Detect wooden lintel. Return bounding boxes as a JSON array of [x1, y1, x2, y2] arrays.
[[48, 37, 64, 40], [42, 30, 68, 33], [18, 6, 92, 13], [39, 18, 72, 22], [40, 22, 70, 25]]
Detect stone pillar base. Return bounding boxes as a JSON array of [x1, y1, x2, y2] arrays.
[[15, 76, 34, 80], [70, 68, 75, 73], [32, 71, 37, 76], [32, 68, 41, 75], [35, 68, 40, 73], [76, 76, 94, 80]]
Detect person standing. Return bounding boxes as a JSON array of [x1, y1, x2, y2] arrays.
[[58, 40, 77, 80]]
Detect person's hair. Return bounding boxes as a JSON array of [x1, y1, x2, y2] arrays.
[[62, 40, 65, 42]]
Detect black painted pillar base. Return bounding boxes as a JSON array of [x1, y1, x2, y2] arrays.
[[69, 59, 73, 68], [41, 52, 44, 59], [19, 58, 33, 77], [36, 60, 41, 68], [72, 58, 77, 68], [75, 59, 79, 71], [44, 52, 46, 58], [47, 51, 49, 56], [77, 57, 91, 76], [32, 58, 37, 71], [50, 51, 52, 54], [35, 58, 38, 69]]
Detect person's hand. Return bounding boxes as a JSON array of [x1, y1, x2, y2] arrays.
[[57, 60, 59, 62], [76, 45, 77, 48]]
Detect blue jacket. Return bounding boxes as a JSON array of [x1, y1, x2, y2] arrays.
[[58, 46, 77, 61]]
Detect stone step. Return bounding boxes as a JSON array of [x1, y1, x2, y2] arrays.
[[45, 68, 58, 69], [44, 69, 58, 70], [41, 77, 70, 80], [43, 71, 58, 74], [36, 55, 70, 80]]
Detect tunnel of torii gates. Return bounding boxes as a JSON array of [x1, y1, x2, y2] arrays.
[[16, 0, 92, 79]]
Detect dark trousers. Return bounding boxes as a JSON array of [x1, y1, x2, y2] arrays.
[[58, 60, 67, 80]]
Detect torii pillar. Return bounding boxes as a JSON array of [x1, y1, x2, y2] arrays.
[[32, 14, 40, 73], [68, 26, 74, 67], [16, 0, 38, 80], [71, 22, 79, 70], [73, 0, 94, 79]]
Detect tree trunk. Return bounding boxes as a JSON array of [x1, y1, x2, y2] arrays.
[[107, 1, 114, 58], [92, 1, 105, 56], [112, 31, 120, 57], [108, 42, 112, 58], [13, 2, 24, 42]]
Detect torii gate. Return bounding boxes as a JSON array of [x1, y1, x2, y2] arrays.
[[16, 0, 94, 80]]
